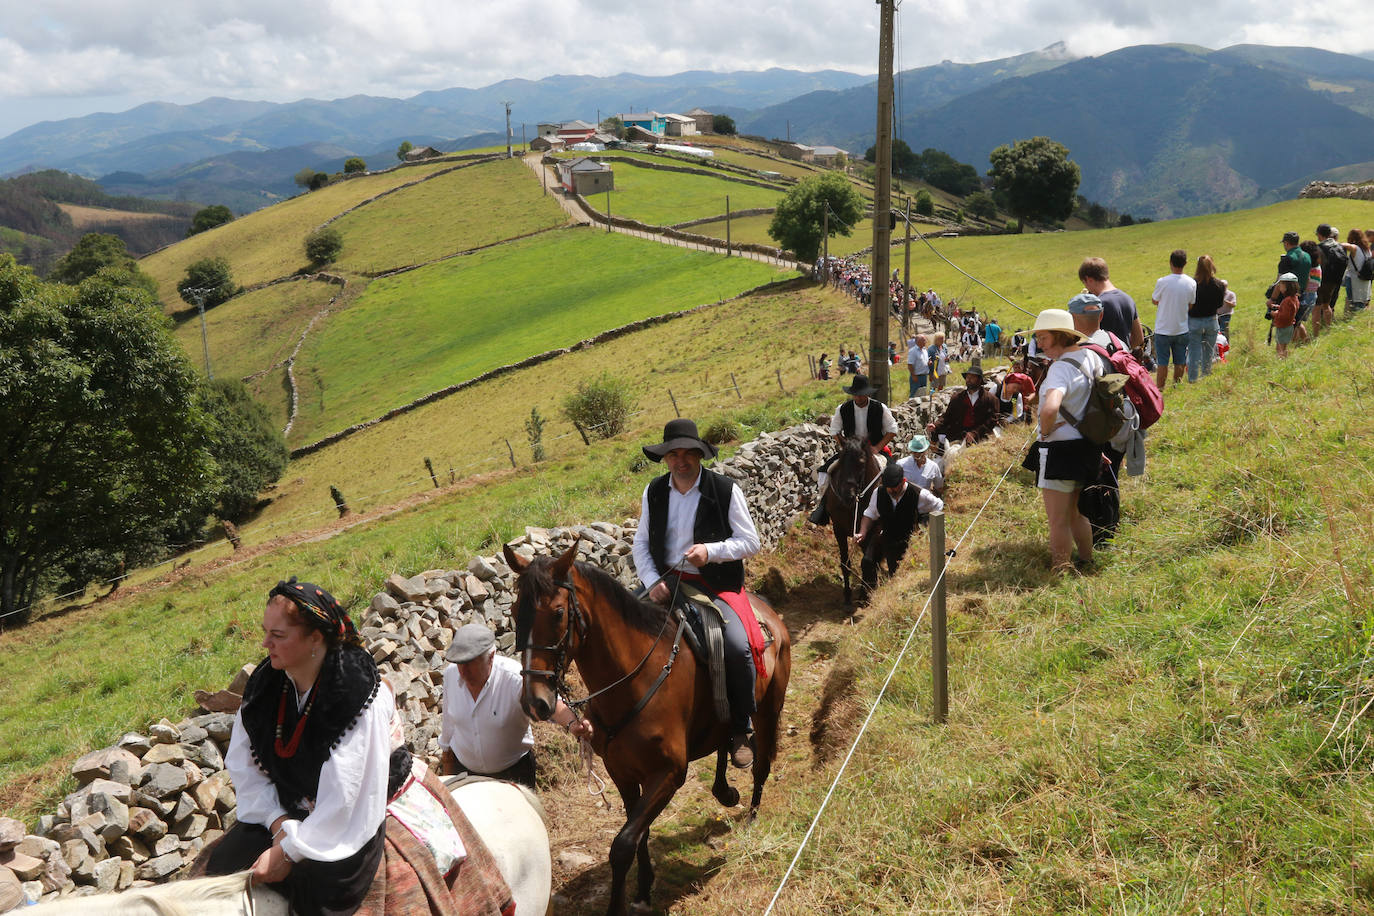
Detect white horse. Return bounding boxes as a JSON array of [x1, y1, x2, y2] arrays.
[[29, 779, 550, 916]]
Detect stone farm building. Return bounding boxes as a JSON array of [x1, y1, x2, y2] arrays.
[[557, 157, 614, 195], [684, 107, 714, 133], [663, 113, 698, 137]]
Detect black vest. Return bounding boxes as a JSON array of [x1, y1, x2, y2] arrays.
[[875, 484, 922, 546], [839, 399, 887, 446], [646, 468, 744, 593]]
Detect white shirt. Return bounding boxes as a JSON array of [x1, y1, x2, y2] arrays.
[[863, 482, 944, 520], [907, 344, 929, 374], [1151, 272, 1196, 336], [228, 680, 394, 863], [439, 654, 533, 773], [632, 469, 761, 585], [896, 454, 943, 492], [828, 399, 898, 443], [1041, 349, 1107, 442]]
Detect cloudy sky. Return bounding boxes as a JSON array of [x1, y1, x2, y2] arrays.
[[1, 0, 1370, 138]]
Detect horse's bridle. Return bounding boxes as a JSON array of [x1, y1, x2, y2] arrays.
[[520, 576, 588, 712]]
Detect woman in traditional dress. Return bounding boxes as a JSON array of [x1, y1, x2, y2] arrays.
[[205, 578, 403, 916]]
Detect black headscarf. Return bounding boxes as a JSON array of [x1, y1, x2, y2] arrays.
[[268, 577, 359, 646]]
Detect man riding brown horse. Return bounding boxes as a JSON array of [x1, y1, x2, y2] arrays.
[[808, 373, 898, 526], [630, 418, 765, 768]]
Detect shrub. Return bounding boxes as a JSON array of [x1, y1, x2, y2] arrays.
[[702, 416, 743, 445], [177, 257, 236, 308], [305, 227, 343, 266], [965, 191, 997, 220], [914, 190, 934, 217], [343, 157, 366, 174], [561, 374, 636, 440], [524, 407, 547, 462]]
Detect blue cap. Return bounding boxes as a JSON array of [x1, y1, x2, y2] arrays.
[[1066, 292, 1102, 315]]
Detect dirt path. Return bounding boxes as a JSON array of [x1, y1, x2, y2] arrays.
[[521, 153, 798, 271]]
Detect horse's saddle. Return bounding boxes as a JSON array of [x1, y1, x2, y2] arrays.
[[672, 583, 773, 726]]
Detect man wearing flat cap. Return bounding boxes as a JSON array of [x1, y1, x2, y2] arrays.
[[926, 358, 998, 448], [855, 462, 944, 593], [439, 622, 589, 788], [631, 419, 763, 768], [808, 373, 899, 525]]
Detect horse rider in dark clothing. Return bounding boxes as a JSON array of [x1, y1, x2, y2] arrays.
[[855, 462, 944, 592], [631, 419, 764, 768], [809, 373, 898, 525]]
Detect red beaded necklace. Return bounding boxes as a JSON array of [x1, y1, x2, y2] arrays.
[[274, 673, 320, 758]]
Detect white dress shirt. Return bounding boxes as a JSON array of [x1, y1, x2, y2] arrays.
[[895, 455, 943, 492], [631, 469, 761, 585], [228, 680, 394, 863], [828, 400, 898, 443], [439, 654, 533, 773]]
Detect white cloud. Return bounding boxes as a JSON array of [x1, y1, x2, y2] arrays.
[[0, 0, 1369, 136]]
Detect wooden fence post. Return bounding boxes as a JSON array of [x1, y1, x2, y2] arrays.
[[504, 438, 517, 468], [730, 373, 742, 399], [572, 421, 590, 445], [928, 510, 948, 724], [221, 520, 242, 551], [329, 485, 350, 518], [776, 368, 785, 392], [667, 389, 681, 418], [424, 457, 439, 488]]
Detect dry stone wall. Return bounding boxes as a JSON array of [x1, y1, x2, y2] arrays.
[[0, 391, 956, 909], [1299, 180, 1374, 202]]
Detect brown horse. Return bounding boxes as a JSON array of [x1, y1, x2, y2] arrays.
[[503, 541, 791, 916], [825, 435, 882, 605]]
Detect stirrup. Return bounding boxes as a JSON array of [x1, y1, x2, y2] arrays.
[[808, 503, 829, 525]]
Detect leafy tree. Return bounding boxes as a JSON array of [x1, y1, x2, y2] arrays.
[[177, 257, 236, 309], [1086, 202, 1109, 228], [767, 171, 865, 263], [197, 379, 288, 522], [988, 136, 1081, 232], [561, 374, 636, 440], [187, 205, 234, 236], [914, 189, 935, 217], [343, 157, 366, 174], [865, 139, 919, 177], [1118, 213, 1134, 227], [397, 141, 414, 161], [964, 190, 997, 220], [601, 117, 626, 140], [917, 148, 981, 196], [49, 233, 160, 298], [711, 114, 736, 136], [308, 172, 331, 191], [0, 257, 219, 622], [304, 227, 343, 266], [294, 167, 318, 188]]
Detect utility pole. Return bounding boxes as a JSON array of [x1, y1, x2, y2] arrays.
[[902, 197, 912, 342], [503, 101, 513, 158], [869, 0, 896, 403], [725, 195, 731, 257], [186, 286, 215, 380], [822, 207, 829, 275]]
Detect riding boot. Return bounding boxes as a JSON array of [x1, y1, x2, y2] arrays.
[[715, 597, 757, 768], [730, 732, 754, 769], [809, 472, 831, 525]]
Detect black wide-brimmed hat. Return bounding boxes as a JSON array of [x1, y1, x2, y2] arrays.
[[963, 358, 985, 380], [843, 373, 877, 397], [642, 418, 718, 461]]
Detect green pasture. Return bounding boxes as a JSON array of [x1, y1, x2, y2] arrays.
[[172, 278, 337, 386], [286, 229, 786, 444], [330, 158, 568, 274], [860, 197, 1374, 331], [185, 281, 879, 542], [139, 160, 466, 310], [702, 148, 821, 180], [580, 160, 783, 225], [687, 213, 935, 258]]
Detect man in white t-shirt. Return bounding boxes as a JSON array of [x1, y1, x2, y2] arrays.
[[894, 435, 943, 495], [439, 623, 589, 788], [1151, 249, 1195, 389]]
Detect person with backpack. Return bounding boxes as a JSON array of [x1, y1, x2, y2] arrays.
[[1021, 308, 1106, 573], [1314, 223, 1348, 334], [1340, 227, 1372, 316]]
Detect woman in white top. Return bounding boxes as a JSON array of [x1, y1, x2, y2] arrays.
[[1341, 228, 1371, 315], [1023, 308, 1106, 572], [205, 578, 400, 916]]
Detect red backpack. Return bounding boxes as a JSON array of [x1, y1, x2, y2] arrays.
[[1081, 333, 1163, 431]]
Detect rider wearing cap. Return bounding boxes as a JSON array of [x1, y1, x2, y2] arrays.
[[808, 373, 898, 525], [438, 623, 590, 788], [631, 419, 763, 768], [855, 462, 944, 592]]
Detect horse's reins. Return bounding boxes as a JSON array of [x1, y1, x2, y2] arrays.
[[851, 469, 883, 539]]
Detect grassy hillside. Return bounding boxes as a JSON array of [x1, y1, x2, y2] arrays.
[[570, 157, 784, 225], [287, 229, 785, 444], [329, 157, 568, 274], [140, 159, 465, 310]]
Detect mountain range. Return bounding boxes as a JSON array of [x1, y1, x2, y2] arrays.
[[3, 44, 1374, 220]]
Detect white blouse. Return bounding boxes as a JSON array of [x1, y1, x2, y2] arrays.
[[227, 680, 395, 863]]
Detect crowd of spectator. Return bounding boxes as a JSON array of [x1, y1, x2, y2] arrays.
[[1266, 224, 1372, 359]]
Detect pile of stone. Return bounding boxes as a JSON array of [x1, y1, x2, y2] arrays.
[[4, 404, 965, 909]]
